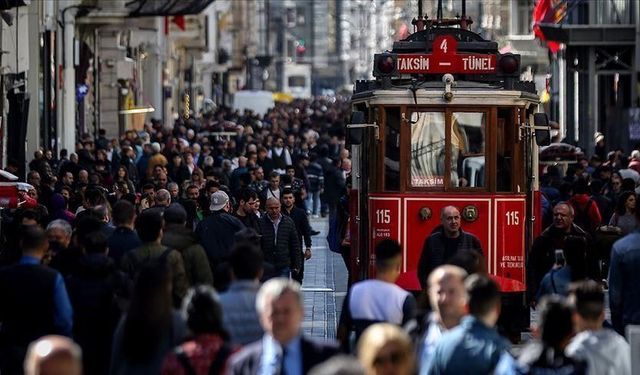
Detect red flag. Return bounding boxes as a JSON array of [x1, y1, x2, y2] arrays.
[[532, 0, 566, 53], [172, 15, 186, 31]]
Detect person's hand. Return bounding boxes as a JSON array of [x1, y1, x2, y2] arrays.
[[304, 248, 312, 260]]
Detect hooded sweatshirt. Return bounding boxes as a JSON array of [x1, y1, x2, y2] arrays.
[[565, 329, 631, 375]]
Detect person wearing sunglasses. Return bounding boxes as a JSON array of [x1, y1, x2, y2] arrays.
[[357, 323, 414, 375]]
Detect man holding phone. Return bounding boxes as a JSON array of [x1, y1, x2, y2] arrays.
[[527, 202, 596, 304]]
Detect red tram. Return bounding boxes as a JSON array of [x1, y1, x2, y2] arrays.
[[346, 1, 550, 322]]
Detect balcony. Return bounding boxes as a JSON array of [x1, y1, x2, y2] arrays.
[[126, 0, 215, 17], [538, 23, 636, 46], [537, 0, 636, 46]]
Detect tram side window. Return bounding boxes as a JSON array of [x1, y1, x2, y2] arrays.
[[497, 109, 513, 192], [410, 112, 446, 188], [385, 108, 401, 191], [451, 112, 486, 188]]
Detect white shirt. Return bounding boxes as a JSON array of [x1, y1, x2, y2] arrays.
[[565, 329, 631, 375], [348, 279, 411, 324]]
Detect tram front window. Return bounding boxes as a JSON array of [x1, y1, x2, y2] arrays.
[[451, 112, 486, 188], [410, 112, 446, 187]]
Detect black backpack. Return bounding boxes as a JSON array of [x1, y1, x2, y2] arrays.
[[174, 342, 232, 375]]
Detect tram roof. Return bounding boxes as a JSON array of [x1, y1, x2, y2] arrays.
[[351, 85, 539, 107]]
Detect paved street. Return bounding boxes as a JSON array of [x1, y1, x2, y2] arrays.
[[301, 217, 348, 339]]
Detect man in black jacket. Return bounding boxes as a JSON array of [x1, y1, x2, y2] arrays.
[[195, 190, 245, 274], [258, 198, 302, 278], [0, 226, 73, 374], [234, 188, 260, 232], [527, 202, 596, 303], [66, 230, 129, 375], [282, 189, 312, 283], [107, 200, 141, 265], [417, 205, 483, 289], [228, 278, 339, 374]]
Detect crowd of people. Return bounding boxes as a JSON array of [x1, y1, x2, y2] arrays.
[[0, 98, 352, 374], [0, 97, 637, 375]]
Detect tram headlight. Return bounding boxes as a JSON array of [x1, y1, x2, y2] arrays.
[[373, 54, 398, 77], [497, 54, 520, 76]]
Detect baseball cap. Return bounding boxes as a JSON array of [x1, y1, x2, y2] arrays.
[[594, 132, 604, 143], [209, 191, 229, 211]]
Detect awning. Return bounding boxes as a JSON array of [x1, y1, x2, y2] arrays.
[[273, 92, 293, 104], [126, 0, 214, 17]]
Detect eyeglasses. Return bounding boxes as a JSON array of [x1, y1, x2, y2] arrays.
[[373, 351, 405, 367]]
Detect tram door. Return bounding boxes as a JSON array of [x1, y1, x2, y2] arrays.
[[347, 110, 381, 283]]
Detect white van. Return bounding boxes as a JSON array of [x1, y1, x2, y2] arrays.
[[232, 90, 275, 117], [283, 64, 312, 99]]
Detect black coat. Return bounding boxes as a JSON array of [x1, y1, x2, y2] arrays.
[[195, 211, 245, 266], [257, 214, 302, 271], [65, 254, 130, 375], [283, 206, 312, 249], [107, 227, 142, 265], [417, 228, 483, 289], [322, 164, 346, 204], [0, 263, 59, 374], [228, 335, 340, 375], [526, 224, 596, 302]]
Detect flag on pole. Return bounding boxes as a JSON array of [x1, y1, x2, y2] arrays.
[[532, 0, 568, 53]]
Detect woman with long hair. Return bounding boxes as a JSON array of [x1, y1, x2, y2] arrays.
[[110, 262, 187, 375], [609, 191, 638, 235], [161, 286, 233, 375], [113, 165, 136, 194]]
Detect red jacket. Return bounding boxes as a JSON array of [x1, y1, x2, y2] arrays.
[[569, 194, 602, 233]]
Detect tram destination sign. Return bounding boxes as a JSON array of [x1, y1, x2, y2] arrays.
[[396, 53, 497, 74], [375, 35, 502, 76], [399, 35, 495, 74]]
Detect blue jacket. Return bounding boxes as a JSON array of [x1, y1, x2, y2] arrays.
[[428, 316, 509, 375], [536, 266, 572, 300], [219, 280, 263, 346], [107, 227, 142, 265], [609, 230, 640, 334]]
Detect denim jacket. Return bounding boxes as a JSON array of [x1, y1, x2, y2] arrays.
[[609, 230, 640, 334], [219, 280, 264, 345], [428, 316, 509, 375]]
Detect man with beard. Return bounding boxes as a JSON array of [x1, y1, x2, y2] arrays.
[[234, 188, 260, 232], [249, 166, 268, 195], [417, 206, 482, 289]]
